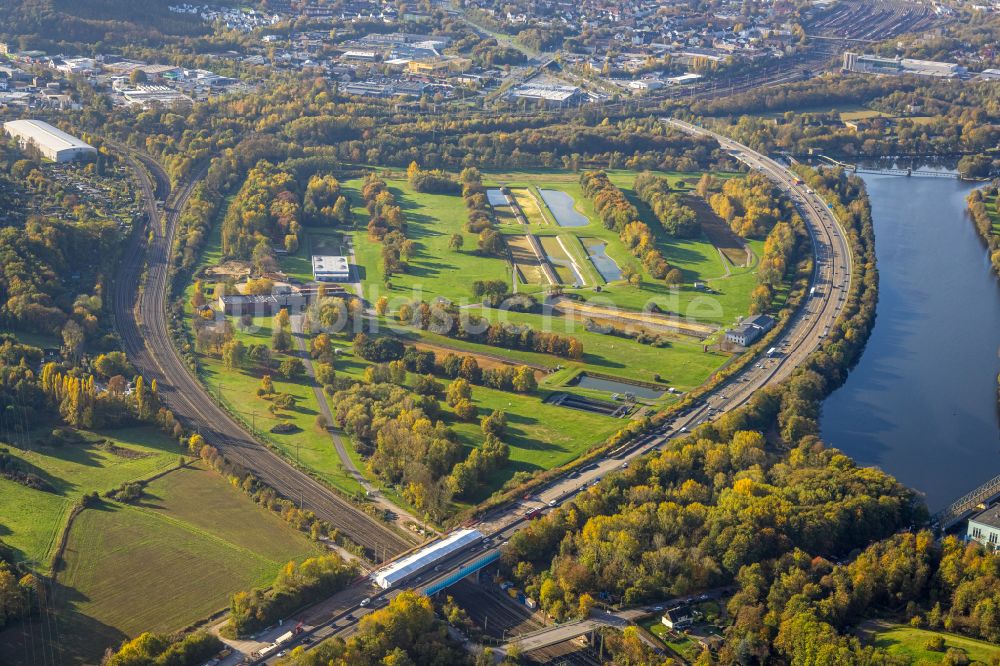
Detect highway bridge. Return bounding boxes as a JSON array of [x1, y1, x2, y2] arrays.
[[252, 120, 856, 664]]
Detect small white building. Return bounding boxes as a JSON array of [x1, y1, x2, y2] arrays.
[[662, 606, 694, 630], [311, 255, 351, 282], [3, 119, 97, 163], [968, 505, 1000, 549]]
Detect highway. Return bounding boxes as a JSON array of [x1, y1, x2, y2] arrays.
[[253, 121, 855, 662], [109, 147, 415, 561]]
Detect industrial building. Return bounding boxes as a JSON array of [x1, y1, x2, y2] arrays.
[[509, 83, 584, 108], [216, 292, 306, 316], [843, 52, 966, 78], [371, 529, 483, 589], [725, 314, 775, 347], [3, 119, 97, 163], [311, 255, 351, 282]]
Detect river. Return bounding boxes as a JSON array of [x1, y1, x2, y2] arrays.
[[820, 173, 1000, 511]]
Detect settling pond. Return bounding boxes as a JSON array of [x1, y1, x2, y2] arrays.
[[572, 373, 665, 400], [486, 188, 509, 207], [539, 189, 590, 227], [582, 238, 623, 282], [820, 173, 1000, 510]]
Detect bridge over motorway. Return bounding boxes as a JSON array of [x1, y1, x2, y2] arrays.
[[498, 606, 656, 655]]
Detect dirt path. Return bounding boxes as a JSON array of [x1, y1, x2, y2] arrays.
[[550, 296, 718, 338]]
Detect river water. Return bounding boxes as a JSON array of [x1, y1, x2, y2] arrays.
[[820, 173, 1000, 511]]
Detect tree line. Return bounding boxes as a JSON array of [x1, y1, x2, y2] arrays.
[[579, 170, 677, 281]]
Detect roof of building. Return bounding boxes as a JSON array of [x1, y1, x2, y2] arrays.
[[970, 504, 1000, 530], [743, 313, 775, 330], [511, 83, 581, 102], [311, 255, 350, 273], [3, 119, 95, 153], [726, 324, 753, 337], [372, 529, 483, 589]]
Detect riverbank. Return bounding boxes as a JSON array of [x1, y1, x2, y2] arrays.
[[966, 183, 1000, 276]]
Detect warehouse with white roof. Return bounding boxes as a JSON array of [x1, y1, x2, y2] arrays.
[[371, 529, 483, 589], [3, 119, 97, 163]]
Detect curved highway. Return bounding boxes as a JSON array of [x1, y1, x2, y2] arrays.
[[251, 121, 856, 661], [110, 148, 413, 561]]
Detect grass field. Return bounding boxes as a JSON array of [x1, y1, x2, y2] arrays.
[[861, 622, 1000, 663], [506, 233, 548, 285], [987, 197, 1000, 235], [538, 234, 579, 285], [198, 316, 366, 497], [185, 218, 366, 497], [0, 455, 321, 665], [0, 427, 181, 571], [639, 617, 701, 661], [341, 179, 512, 301], [52, 464, 319, 661]]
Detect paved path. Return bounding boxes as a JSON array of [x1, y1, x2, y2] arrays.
[[290, 314, 433, 538]]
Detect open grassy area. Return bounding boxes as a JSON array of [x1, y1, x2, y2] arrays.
[[987, 197, 1000, 235], [862, 622, 1000, 664], [639, 617, 701, 661], [51, 464, 319, 662], [0, 427, 181, 571], [0, 441, 321, 665], [341, 179, 512, 301], [184, 215, 364, 496], [185, 168, 769, 512], [198, 317, 366, 497], [511, 188, 548, 225]]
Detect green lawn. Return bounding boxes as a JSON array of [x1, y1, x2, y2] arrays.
[[866, 622, 1000, 664], [184, 213, 364, 497], [987, 198, 1000, 236], [53, 464, 319, 660], [186, 168, 770, 513], [0, 427, 181, 571], [445, 383, 621, 500], [198, 317, 365, 497], [640, 617, 701, 661], [339, 178, 512, 302]]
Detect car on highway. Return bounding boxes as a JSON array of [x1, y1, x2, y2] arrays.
[[547, 499, 557, 507], [360, 597, 371, 607]]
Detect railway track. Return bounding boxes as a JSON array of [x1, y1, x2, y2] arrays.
[[110, 146, 413, 561]]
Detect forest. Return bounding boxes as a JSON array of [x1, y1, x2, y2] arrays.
[[497, 166, 942, 661]]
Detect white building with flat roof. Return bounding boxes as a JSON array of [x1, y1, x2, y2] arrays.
[[372, 529, 483, 589], [311, 255, 351, 282], [3, 119, 97, 162]]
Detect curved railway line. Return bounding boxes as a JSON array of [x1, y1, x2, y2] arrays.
[[110, 147, 413, 561]]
